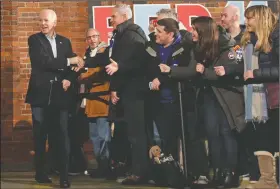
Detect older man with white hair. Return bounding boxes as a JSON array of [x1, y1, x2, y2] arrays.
[[26, 9, 84, 188], [105, 4, 149, 185]]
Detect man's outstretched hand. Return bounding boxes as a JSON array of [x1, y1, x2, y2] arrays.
[[106, 58, 119, 75]]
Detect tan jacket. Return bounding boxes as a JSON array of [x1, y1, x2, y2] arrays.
[[80, 68, 110, 118], [79, 44, 110, 118]]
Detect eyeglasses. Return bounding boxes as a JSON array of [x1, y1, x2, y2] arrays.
[[86, 35, 99, 40]]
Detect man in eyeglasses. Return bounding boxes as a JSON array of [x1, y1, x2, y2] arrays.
[[78, 28, 111, 178]]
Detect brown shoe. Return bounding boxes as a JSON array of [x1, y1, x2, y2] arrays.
[[121, 175, 146, 185]]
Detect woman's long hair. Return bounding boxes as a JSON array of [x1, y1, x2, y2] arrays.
[[191, 16, 219, 61], [241, 5, 278, 53]]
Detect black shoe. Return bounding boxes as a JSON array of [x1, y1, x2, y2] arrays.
[[60, 180, 70, 188], [106, 162, 129, 180], [89, 169, 105, 178], [211, 168, 224, 187], [35, 173, 52, 183], [90, 158, 113, 179], [223, 170, 240, 188]]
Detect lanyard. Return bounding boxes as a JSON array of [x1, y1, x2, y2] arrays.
[[109, 32, 116, 57]]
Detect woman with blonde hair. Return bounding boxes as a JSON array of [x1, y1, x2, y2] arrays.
[[241, 5, 279, 189]]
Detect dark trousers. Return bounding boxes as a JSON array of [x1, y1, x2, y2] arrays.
[[203, 93, 238, 169], [185, 111, 209, 177], [110, 121, 131, 165], [122, 98, 148, 176], [31, 106, 70, 180], [68, 109, 88, 172], [255, 108, 279, 153], [237, 123, 260, 180], [241, 108, 279, 180], [152, 102, 180, 160]]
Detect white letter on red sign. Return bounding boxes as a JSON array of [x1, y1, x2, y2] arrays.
[[175, 4, 211, 31]]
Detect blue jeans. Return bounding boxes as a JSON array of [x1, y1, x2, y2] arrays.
[[89, 117, 111, 159], [203, 92, 238, 169]]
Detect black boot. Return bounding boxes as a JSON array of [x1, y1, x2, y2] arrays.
[[90, 158, 111, 178], [35, 172, 52, 183], [60, 180, 70, 188], [60, 164, 70, 188], [223, 169, 240, 188], [211, 168, 224, 187]]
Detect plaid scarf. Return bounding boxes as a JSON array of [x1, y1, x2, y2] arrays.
[[243, 43, 268, 123]]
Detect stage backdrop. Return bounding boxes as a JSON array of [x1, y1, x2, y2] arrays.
[[88, 0, 268, 43]]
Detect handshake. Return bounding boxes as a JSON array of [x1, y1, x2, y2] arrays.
[[68, 56, 85, 72], [68, 56, 85, 68]]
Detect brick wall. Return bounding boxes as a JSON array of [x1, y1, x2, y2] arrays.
[[1, 0, 251, 167]]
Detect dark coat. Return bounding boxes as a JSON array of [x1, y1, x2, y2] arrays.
[[252, 24, 279, 82], [26, 32, 78, 109], [109, 19, 148, 100], [249, 23, 279, 109], [145, 34, 197, 106], [223, 25, 246, 76], [170, 26, 246, 132]]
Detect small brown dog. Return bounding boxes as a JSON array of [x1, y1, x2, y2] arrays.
[[149, 145, 162, 164]]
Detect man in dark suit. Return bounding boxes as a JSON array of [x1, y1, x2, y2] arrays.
[[105, 4, 149, 185], [26, 9, 84, 188]]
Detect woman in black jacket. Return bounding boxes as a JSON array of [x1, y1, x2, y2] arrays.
[[160, 16, 245, 188]]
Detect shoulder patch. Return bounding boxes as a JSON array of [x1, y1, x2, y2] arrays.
[[233, 45, 241, 52], [146, 46, 157, 57], [228, 51, 235, 59], [172, 47, 184, 57]]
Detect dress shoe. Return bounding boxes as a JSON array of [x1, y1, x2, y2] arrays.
[[223, 170, 240, 188], [35, 173, 52, 183], [89, 169, 106, 178], [121, 174, 146, 185], [60, 180, 70, 188], [211, 168, 224, 187]]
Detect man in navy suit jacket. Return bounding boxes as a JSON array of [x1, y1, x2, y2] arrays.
[[26, 9, 84, 188]]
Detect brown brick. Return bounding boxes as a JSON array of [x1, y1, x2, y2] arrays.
[[38, 2, 55, 8], [18, 2, 26, 7], [25, 2, 39, 8], [18, 7, 41, 13]]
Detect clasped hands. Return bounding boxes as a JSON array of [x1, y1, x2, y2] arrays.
[[68, 56, 85, 72], [196, 63, 225, 76], [198, 63, 254, 80], [62, 56, 84, 92]]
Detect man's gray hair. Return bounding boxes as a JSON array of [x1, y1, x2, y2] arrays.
[[114, 4, 132, 19], [156, 8, 178, 21], [86, 28, 100, 36]]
